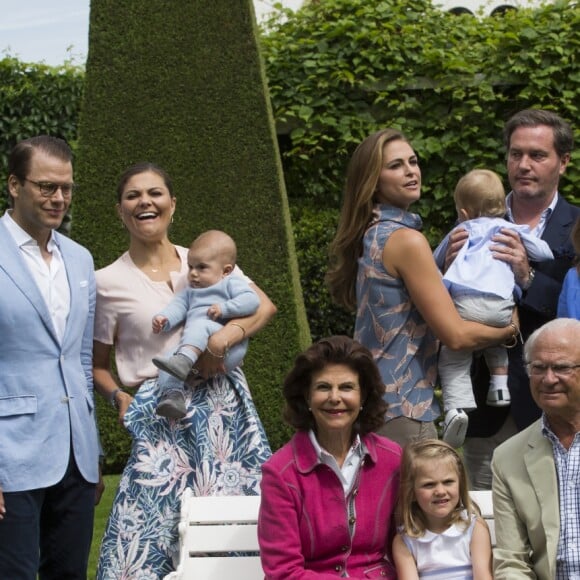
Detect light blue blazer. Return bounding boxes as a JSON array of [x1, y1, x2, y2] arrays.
[[0, 221, 99, 491]]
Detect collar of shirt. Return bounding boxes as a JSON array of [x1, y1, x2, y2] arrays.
[[506, 191, 558, 237], [2, 210, 58, 253], [308, 429, 364, 496], [541, 413, 580, 452]]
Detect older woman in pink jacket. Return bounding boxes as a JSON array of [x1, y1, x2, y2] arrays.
[[258, 336, 402, 579]]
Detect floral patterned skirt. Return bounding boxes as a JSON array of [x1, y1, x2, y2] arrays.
[[96, 370, 272, 579]]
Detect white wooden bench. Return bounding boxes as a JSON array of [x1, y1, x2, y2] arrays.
[[164, 489, 262, 580], [166, 488, 495, 579], [470, 489, 495, 546]]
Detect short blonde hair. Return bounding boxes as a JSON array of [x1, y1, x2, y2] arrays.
[[397, 439, 478, 537], [454, 169, 506, 219]]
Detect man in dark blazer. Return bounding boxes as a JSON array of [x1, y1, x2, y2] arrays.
[[448, 109, 580, 489], [0, 136, 100, 578]]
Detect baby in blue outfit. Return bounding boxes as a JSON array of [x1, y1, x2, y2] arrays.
[[434, 170, 553, 447], [152, 230, 259, 418]]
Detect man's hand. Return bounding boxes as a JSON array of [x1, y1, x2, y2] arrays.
[[491, 228, 530, 287], [0, 487, 5, 520]]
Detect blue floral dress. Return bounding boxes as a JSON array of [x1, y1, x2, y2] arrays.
[[354, 204, 440, 422], [96, 371, 271, 579]]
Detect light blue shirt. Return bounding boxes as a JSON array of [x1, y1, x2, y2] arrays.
[[434, 217, 553, 300], [542, 415, 580, 579]]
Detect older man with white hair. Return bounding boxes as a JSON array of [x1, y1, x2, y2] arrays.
[[492, 317, 580, 579]]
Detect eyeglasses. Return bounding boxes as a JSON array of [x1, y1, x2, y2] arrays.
[[526, 363, 580, 377], [24, 178, 76, 198]]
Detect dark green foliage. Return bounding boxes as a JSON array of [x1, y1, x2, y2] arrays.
[[73, 0, 309, 461], [0, 57, 84, 213], [291, 205, 354, 341], [261, 0, 580, 228]]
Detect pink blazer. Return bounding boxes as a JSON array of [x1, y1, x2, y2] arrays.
[[258, 431, 402, 579]]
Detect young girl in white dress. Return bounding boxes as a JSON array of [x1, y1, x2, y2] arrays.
[[392, 439, 492, 580]]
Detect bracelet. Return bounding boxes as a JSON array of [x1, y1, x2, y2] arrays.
[[230, 322, 247, 340], [502, 322, 520, 349], [109, 388, 121, 408], [206, 344, 227, 358]]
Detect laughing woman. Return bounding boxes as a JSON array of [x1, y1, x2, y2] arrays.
[[94, 162, 275, 579]]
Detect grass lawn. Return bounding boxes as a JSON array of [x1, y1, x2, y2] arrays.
[[89, 474, 121, 579]]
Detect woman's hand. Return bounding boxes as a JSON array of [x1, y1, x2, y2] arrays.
[[195, 329, 229, 378], [114, 390, 134, 425]]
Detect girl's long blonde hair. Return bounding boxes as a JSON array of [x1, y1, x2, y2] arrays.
[[326, 128, 409, 312], [397, 439, 478, 537]]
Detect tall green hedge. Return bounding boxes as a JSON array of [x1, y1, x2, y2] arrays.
[[72, 0, 310, 466]]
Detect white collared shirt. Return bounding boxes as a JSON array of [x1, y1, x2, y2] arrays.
[[308, 429, 364, 496], [2, 211, 70, 343], [505, 191, 559, 237]]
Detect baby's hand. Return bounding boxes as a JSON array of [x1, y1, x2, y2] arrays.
[[207, 304, 222, 320], [152, 315, 168, 334]]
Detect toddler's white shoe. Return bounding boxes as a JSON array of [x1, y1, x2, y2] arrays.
[[441, 409, 469, 448], [486, 387, 511, 407]]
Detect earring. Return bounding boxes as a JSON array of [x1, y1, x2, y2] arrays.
[[360, 406, 364, 411], [171, 214, 174, 224], [308, 407, 312, 412]]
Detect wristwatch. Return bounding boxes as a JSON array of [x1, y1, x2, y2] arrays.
[[522, 267, 535, 291]]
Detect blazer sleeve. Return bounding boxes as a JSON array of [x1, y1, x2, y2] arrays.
[[491, 452, 537, 579]]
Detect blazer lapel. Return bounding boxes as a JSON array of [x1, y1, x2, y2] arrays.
[[54, 233, 82, 347], [524, 425, 559, 579], [542, 197, 576, 255], [0, 221, 59, 344]]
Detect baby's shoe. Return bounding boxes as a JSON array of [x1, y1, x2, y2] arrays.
[[153, 353, 193, 381], [486, 386, 511, 407], [441, 409, 469, 449], [156, 390, 187, 419]]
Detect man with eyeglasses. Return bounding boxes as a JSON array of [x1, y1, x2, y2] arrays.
[[492, 318, 580, 579], [0, 135, 100, 578]]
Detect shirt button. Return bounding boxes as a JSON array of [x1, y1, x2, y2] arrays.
[[341, 545, 348, 552], [335, 565, 342, 572], [61, 397, 70, 404], [349, 516, 356, 525]]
